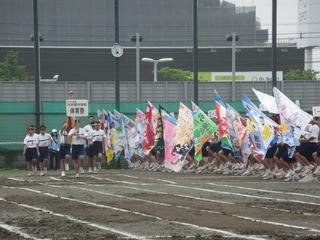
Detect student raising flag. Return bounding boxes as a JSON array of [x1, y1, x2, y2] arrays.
[[191, 101, 218, 161]]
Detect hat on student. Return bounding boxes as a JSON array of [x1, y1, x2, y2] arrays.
[[51, 129, 58, 133]]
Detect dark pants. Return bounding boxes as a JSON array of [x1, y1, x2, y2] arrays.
[[49, 151, 60, 170]]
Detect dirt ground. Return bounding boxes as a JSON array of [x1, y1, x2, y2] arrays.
[[0, 168, 320, 240]]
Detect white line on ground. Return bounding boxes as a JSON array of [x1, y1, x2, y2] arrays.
[[1, 187, 268, 240], [207, 183, 320, 200], [117, 185, 320, 218], [0, 198, 149, 240], [122, 186, 235, 205], [167, 184, 320, 207], [8, 177, 25, 182], [49, 177, 61, 181], [116, 174, 140, 179], [0, 222, 51, 240], [90, 176, 153, 186], [66, 184, 320, 234], [68, 185, 221, 214]]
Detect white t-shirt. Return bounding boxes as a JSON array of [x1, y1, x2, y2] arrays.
[[84, 124, 93, 134], [59, 129, 69, 144], [304, 124, 320, 143], [68, 128, 87, 145], [37, 133, 53, 147], [89, 129, 106, 142], [24, 134, 38, 148]]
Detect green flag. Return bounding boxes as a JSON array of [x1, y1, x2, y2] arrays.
[[191, 102, 218, 161]]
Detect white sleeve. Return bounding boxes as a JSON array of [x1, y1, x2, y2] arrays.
[[23, 136, 28, 145], [68, 129, 74, 136]]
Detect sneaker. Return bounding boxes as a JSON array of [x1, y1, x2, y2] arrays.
[[313, 166, 320, 176], [97, 162, 102, 170], [40, 171, 45, 176], [65, 163, 70, 171], [93, 167, 97, 174], [61, 171, 66, 177], [88, 167, 93, 173], [80, 167, 85, 174], [299, 173, 316, 183], [75, 173, 80, 178], [27, 172, 33, 177]]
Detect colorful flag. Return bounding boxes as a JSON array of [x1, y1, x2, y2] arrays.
[[173, 102, 194, 161], [162, 110, 183, 172], [213, 91, 232, 150], [273, 87, 312, 147], [153, 106, 165, 156], [242, 96, 279, 152], [134, 109, 145, 157], [121, 113, 136, 161], [252, 88, 279, 114], [113, 110, 127, 162], [191, 101, 218, 161], [226, 104, 250, 160], [143, 102, 156, 155]]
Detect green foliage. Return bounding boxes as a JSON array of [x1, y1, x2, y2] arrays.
[[284, 68, 318, 80], [0, 51, 33, 81], [157, 67, 193, 81]]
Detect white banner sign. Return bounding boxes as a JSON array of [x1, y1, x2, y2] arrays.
[[66, 99, 89, 117], [312, 106, 320, 117], [211, 71, 283, 81]]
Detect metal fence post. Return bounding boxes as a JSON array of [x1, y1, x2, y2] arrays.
[[87, 81, 91, 101], [184, 81, 188, 102]]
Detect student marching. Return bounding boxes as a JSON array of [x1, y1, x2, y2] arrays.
[[22, 87, 320, 182]]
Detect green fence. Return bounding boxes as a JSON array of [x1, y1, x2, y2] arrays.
[[0, 100, 253, 151]]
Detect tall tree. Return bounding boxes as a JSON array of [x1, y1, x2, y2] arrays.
[[0, 51, 32, 81]]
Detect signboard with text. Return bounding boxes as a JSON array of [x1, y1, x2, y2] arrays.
[[66, 99, 89, 117]]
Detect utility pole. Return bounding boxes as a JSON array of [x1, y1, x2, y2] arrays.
[[226, 33, 239, 102], [131, 33, 143, 102], [193, 0, 198, 104], [33, 0, 40, 131], [272, 0, 277, 88], [114, 0, 120, 110], [231, 32, 236, 102]]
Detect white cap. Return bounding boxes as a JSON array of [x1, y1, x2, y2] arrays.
[[52, 129, 58, 133]]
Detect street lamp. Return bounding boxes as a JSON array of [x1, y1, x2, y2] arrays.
[[226, 32, 239, 102], [130, 33, 143, 102], [141, 57, 173, 82]]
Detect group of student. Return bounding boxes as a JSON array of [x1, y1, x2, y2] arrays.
[[129, 116, 320, 183], [23, 116, 106, 178], [23, 116, 320, 183]]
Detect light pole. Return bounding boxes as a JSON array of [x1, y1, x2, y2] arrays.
[[32, 0, 44, 131], [226, 32, 239, 102], [141, 57, 173, 82], [272, 0, 277, 88], [131, 33, 143, 102]]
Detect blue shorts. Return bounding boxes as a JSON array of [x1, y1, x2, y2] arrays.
[[39, 147, 49, 162], [276, 144, 294, 163], [86, 145, 95, 158], [25, 148, 37, 162], [209, 142, 222, 153], [265, 143, 277, 159], [93, 141, 103, 156], [71, 145, 84, 160], [298, 142, 317, 162], [59, 144, 70, 159]]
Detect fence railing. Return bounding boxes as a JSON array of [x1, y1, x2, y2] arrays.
[[0, 80, 319, 111]]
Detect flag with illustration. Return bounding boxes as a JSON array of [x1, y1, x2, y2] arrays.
[[213, 90, 233, 151], [162, 110, 183, 172], [273, 87, 312, 147], [143, 102, 156, 155], [191, 101, 218, 161], [173, 102, 194, 161]]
